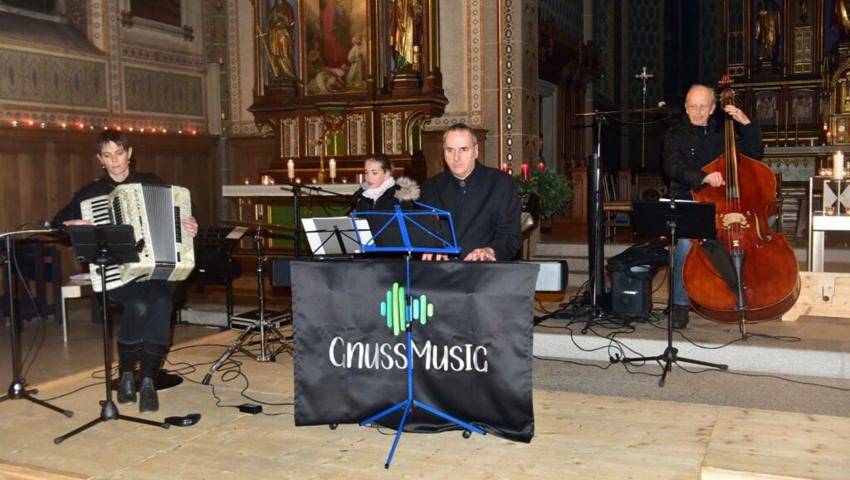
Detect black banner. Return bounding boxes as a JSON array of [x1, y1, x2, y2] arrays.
[[291, 259, 538, 443]]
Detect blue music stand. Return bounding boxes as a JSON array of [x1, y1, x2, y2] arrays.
[[350, 203, 485, 468]]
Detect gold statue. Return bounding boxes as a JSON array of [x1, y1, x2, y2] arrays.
[[263, 1, 296, 79], [837, 0, 850, 36], [755, 1, 780, 64], [389, 0, 422, 70]]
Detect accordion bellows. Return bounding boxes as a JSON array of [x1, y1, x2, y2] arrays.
[[80, 183, 195, 292]]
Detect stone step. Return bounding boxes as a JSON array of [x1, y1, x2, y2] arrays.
[[532, 241, 850, 289]]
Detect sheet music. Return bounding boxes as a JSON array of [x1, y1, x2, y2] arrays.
[[302, 217, 372, 255], [226, 226, 249, 240]]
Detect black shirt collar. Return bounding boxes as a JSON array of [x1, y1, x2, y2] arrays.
[[453, 162, 483, 188]]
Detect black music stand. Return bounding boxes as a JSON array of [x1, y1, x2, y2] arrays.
[[618, 200, 728, 387], [351, 203, 482, 469], [0, 230, 73, 417], [301, 216, 372, 256], [55, 225, 169, 444]]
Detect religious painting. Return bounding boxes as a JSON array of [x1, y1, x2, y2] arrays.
[[794, 0, 811, 25], [754, 90, 778, 127], [752, 0, 783, 68], [301, 0, 369, 95], [791, 90, 815, 125]]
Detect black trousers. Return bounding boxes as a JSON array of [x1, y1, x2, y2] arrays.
[[106, 280, 176, 346]]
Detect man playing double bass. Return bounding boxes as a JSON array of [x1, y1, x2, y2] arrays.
[[663, 84, 763, 329]]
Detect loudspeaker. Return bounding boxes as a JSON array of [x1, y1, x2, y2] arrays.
[[270, 258, 292, 287], [525, 260, 568, 292], [636, 173, 668, 202], [609, 267, 653, 318]]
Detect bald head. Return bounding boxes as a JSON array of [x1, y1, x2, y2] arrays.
[[684, 84, 716, 127]]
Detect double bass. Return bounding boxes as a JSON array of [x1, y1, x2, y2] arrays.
[[682, 77, 800, 335]]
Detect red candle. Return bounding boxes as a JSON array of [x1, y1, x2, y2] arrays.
[[521, 163, 529, 180], [537, 161, 545, 171]]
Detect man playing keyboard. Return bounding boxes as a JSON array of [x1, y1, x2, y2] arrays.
[[419, 123, 521, 261]]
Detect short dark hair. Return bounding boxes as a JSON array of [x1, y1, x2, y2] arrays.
[[365, 154, 393, 173], [95, 129, 131, 155], [441, 123, 478, 147]]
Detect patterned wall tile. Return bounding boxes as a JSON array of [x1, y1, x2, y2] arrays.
[[627, 0, 662, 108], [594, 0, 614, 103], [0, 48, 107, 108], [540, 0, 581, 40], [123, 66, 204, 116], [699, 0, 723, 83]]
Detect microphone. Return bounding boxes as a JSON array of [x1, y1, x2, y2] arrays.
[[347, 188, 364, 213]]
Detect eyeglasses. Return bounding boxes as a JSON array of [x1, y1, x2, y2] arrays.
[[685, 104, 711, 113]]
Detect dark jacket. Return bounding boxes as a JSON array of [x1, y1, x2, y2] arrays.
[[419, 162, 521, 260], [53, 172, 165, 224], [663, 113, 762, 200]]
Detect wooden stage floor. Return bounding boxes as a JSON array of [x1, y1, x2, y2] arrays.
[[1, 329, 848, 480]]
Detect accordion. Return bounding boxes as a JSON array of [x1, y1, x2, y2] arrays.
[[80, 183, 195, 292]]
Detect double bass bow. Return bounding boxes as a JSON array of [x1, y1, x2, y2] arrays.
[[682, 76, 800, 336]]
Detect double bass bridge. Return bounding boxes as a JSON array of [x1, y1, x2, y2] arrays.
[[719, 211, 750, 230], [718, 210, 769, 243]]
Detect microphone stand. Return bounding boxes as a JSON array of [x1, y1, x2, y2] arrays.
[[575, 103, 669, 317], [0, 229, 73, 417], [278, 182, 360, 257], [572, 111, 609, 315]]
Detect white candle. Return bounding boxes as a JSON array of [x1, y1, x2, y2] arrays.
[[329, 158, 336, 179], [287, 159, 295, 180], [834, 151, 844, 180]]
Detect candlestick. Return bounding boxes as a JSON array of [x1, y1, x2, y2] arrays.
[[329, 158, 337, 180], [318, 150, 326, 184], [287, 159, 295, 180]]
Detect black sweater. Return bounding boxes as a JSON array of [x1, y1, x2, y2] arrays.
[[663, 113, 762, 200], [419, 162, 521, 260]]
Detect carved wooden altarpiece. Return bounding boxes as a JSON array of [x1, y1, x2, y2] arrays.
[[249, 0, 445, 183]]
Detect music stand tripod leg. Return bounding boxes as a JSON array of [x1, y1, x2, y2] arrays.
[[358, 255, 485, 468], [255, 323, 290, 361], [0, 234, 73, 417], [616, 221, 727, 387], [201, 325, 254, 385], [55, 234, 170, 444]]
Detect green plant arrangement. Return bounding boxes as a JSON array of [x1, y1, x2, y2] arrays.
[[516, 167, 573, 221]]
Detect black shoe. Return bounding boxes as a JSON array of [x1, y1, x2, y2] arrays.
[[139, 377, 159, 413], [116, 371, 137, 404], [671, 304, 690, 329]]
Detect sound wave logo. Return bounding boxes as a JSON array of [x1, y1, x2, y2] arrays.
[[380, 282, 435, 336]]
